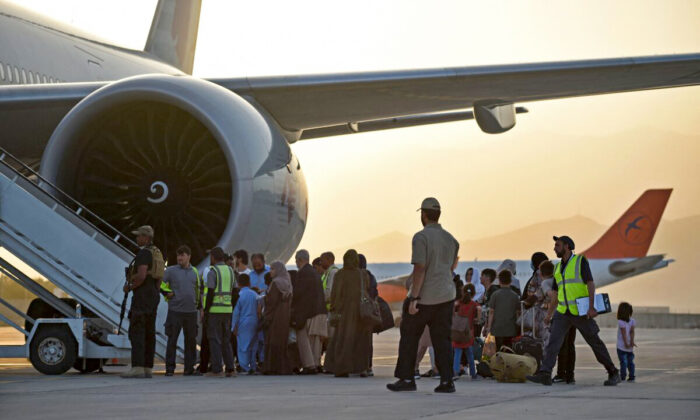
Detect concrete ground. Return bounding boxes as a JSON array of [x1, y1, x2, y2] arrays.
[[1, 327, 699, 419]]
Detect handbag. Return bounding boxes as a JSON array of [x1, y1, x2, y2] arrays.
[[373, 296, 395, 333], [359, 271, 382, 327]]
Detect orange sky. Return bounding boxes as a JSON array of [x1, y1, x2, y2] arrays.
[[8, 0, 700, 252]]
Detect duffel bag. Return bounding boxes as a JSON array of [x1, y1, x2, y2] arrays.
[[490, 346, 537, 383], [513, 336, 544, 368], [373, 297, 395, 333]]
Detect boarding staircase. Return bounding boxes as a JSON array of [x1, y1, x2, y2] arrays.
[[0, 147, 179, 361]]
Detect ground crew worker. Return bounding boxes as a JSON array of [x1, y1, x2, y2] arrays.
[[388, 198, 460, 393], [161, 245, 201, 376], [527, 236, 620, 386], [320, 252, 339, 311], [121, 225, 164, 379], [204, 247, 237, 377]]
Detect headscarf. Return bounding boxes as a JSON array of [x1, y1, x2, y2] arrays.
[[497, 259, 517, 275], [468, 267, 485, 302], [270, 261, 292, 298], [343, 249, 360, 270]]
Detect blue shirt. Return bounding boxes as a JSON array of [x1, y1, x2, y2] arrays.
[[249, 265, 270, 291], [232, 287, 259, 329]]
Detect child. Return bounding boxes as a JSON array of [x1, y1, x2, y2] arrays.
[[617, 302, 636, 382], [453, 283, 482, 379]]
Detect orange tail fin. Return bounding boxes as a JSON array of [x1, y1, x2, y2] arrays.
[[583, 189, 672, 259]]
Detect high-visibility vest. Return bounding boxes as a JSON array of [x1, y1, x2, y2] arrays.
[[322, 265, 338, 310], [554, 254, 588, 315], [210, 264, 234, 314]]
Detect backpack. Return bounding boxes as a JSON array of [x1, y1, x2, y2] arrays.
[[145, 245, 165, 280], [451, 302, 474, 344]]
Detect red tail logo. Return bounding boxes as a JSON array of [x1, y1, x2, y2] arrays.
[[583, 189, 672, 259]]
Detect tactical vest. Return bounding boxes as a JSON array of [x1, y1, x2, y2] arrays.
[[210, 264, 234, 314], [554, 254, 588, 315]]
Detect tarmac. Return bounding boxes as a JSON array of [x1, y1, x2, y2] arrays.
[[1, 327, 699, 419]]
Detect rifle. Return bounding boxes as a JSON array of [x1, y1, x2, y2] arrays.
[[118, 261, 135, 335]]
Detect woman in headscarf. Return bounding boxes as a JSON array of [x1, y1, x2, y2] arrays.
[[325, 249, 372, 377], [262, 261, 293, 375]]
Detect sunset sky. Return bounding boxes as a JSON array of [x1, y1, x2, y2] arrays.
[[8, 0, 700, 252]]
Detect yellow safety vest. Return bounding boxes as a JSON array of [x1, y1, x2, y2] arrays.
[[554, 254, 588, 315], [210, 264, 234, 314]]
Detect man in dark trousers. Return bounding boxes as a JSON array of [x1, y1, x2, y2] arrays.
[[161, 245, 201, 376], [527, 236, 620, 386], [204, 247, 237, 377], [388, 197, 460, 393], [121, 225, 162, 379]]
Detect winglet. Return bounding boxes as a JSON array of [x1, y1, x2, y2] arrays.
[[144, 0, 202, 74], [582, 189, 672, 259]]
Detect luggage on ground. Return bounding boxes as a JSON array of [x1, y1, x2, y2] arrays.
[[490, 346, 537, 383]]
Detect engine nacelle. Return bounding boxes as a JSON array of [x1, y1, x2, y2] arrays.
[[40, 74, 308, 265]]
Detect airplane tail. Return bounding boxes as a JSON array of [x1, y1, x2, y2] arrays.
[[144, 0, 202, 74], [582, 189, 672, 259]]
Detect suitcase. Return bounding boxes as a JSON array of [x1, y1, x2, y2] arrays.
[[513, 301, 544, 368], [490, 346, 537, 383]]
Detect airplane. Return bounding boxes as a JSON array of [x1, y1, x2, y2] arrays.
[[376, 189, 674, 305], [0, 0, 698, 268]]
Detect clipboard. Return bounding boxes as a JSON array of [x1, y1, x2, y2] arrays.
[[575, 293, 611, 315]]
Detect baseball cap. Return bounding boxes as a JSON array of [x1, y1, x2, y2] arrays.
[[417, 197, 441, 212], [131, 225, 154, 238], [553, 235, 575, 250]]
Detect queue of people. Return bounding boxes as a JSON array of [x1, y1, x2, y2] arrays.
[[121, 197, 632, 390], [120, 224, 381, 379]]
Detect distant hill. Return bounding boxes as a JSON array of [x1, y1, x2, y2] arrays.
[[336, 214, 700, 312]]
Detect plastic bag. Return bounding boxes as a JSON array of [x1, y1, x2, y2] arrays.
[[482, 334, 497, 362]]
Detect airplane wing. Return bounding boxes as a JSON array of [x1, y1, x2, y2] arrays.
[[1, 53, 699, 147]]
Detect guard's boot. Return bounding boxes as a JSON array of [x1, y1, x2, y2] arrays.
[[120, 367, 146, 378], [144, 368, 153, 378]]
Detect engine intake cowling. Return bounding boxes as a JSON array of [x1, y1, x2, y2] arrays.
[[40, 74, 300, 265]]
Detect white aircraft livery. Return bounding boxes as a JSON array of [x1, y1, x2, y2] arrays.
[[0, 0, 698, 267]]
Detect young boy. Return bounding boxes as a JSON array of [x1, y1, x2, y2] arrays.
[[485, 270, 520, 350], [617, 302, 636, 382]]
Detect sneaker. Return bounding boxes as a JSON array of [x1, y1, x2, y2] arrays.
[[120, 367, 146, 379], [627, 377, 635, 382], [225, 370, 237, 378], [420, 369, 434, 378], [414, 370, 421, 379], [387, 379, 417, 392], [165, 371, 174, 377], [526, 372, 553, 386], [367, 369, 374, 377], [552, 375, 566, 383], [300, 368, 317, 375], [434, 381, 456, 393], [604, 370, 621, 386], [566, 376, 576, 385]]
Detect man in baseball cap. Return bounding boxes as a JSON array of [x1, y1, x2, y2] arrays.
[[389, 197, 460, 393], [417, 197, 441, 212], [131, 225, 154, 239], [552, 236, 575, 251]]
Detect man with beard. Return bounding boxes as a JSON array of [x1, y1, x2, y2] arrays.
[[527, 236, 620, 386]]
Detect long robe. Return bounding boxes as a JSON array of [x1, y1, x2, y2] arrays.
[[262, 281, 293, 374], [232, 287, 259, 371], [325, 253, 372, 375]]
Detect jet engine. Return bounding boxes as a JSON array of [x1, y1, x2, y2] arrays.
[[39, 74, 308, 265]]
